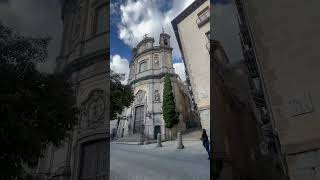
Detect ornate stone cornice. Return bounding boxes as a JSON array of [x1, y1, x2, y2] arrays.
[[131, 46, 173, 65], [128, 73, 178, 86], [136, 37, 154, 48], [63, 49, 109, 75]]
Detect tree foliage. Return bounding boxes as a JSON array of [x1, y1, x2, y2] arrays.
[[0, 23, 78, 179], [110, 71, 134, 120], [162, 75, 178, 128]]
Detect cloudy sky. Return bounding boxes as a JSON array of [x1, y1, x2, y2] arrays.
[[0, 0, 63, 73], [0, 0, 242, 79], [110, 0, 197, 84]]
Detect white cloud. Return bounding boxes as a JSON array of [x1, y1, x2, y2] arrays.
[[173, 62, 186, 82], [117, 0, 194, 61], [110, 54, 130, 84]]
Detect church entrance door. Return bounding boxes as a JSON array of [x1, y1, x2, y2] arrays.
[[154, 126, 161, 140], [134, 105, 144, 134], [79, 140, 108, 180]]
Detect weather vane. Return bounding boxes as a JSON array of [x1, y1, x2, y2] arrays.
[[162, 27, 164, 33], [143, 33, 149, 38]]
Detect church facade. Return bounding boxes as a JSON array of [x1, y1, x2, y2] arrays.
[[115, 33, 200, 141], [34, 0, 109, 179]]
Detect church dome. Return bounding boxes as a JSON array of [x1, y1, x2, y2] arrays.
[[128, 33, 175, 85]]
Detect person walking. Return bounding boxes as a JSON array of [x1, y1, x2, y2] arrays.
[[200, 129, 211, 160]]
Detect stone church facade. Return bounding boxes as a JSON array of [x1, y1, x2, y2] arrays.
[[115, 33, 200, 141], [33, 0, 109, 179]]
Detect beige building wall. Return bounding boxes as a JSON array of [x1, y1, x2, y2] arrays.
[[241, 0, 320, 179], [173, 0, 210, 133]]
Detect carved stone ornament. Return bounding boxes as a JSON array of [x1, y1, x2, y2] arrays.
[[154, 90, 160, 102], [80, 90, 105, 128], [146, 111, 153, 118], [135, 90, 145, 104]]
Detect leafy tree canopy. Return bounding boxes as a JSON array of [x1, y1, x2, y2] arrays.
[[0, 22, 78, 179], [110, 71, 134, 120]]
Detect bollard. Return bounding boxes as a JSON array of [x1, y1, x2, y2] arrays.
[[177, 132, 184, 149], [139, 133, 144, 145], [156, 133, 162, 147], [144, 138, 149, 145]]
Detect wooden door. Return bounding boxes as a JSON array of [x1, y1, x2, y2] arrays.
[[79, 140, 108, 180], [134, 106, 144, 133]]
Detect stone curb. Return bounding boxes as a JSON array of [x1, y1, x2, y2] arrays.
[[111, 142, 141, 145]]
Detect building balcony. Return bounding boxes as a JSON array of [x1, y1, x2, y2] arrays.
[[239, 25, 250, 45], [252, 90, 265, 107], [243, 49, 259, 78], [196, 10, 210, 28]]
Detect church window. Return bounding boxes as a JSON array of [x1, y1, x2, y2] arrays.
[[164, 39, 168, 45], [154, 54, 160, 68], [139, 61, 148, 73], [94, 5, 108, 35], [72, 13, 81, 41]]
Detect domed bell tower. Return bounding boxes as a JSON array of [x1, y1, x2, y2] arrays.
[[159, 29, 171, 47]]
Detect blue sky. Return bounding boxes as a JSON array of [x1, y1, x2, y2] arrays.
[[110, 22, 131, 61], [110, 0, 196, 83]]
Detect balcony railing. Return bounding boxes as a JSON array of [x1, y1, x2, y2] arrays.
[[252, 90, 265, 107], [243, 49, 259, 78], [196, 10, 210, 28], [239, 24, 251, 45]]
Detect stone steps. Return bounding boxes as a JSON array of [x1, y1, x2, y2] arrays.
[[115, 133, 141, 142], [115, 129, 205, 143]]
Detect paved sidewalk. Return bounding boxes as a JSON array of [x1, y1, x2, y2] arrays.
[[110, 140, 210, 180]]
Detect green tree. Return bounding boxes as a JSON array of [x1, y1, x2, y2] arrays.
[[0, 23, 78, 179], [110, 71, 134, 120], [162, 75, 178, 128]]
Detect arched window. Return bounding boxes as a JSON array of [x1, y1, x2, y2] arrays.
[[154, 54, 160, 68], [139, 61, 147, 73], [164, 39, 168, 45]]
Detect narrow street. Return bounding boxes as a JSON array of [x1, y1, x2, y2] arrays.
[[110, 141, 210, 180]]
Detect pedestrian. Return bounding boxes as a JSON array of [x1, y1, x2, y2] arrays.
[[200, 129, 211, 159]]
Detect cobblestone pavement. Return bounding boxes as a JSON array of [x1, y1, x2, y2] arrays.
[[110, 140, 210, 180]]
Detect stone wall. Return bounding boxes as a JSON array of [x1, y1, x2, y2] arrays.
[[242, 0, 320, 178], [35, 0, 109, 179]]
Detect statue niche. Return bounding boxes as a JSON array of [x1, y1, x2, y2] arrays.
[[154, 90, 160, 102]]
